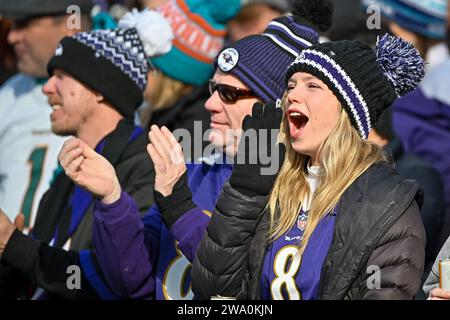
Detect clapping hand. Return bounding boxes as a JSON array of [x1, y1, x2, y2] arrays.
[[58, 138, 121, 204]]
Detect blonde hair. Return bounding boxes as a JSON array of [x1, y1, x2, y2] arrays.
[[268, 95, 388, 257], [140, 71, 193, 126]]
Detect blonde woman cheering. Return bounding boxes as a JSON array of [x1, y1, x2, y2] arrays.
[[192, 34, 427, 300]]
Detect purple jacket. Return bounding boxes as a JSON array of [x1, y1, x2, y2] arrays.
[[93, 161, 233, 299], [393, 67, 450, 243]]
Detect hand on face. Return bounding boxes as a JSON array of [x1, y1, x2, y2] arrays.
[[58, 137, 121, 204], [429, 288, 450, 300], [147, 126, 186, 197], [0, 208, 16, 258]]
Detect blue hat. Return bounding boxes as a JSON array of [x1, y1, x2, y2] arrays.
[[364, 0, 448, 40]]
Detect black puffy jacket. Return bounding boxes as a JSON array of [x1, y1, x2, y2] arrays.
[[192, 163, 426, 300]]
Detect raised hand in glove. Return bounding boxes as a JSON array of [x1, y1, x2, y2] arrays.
[[229, 101, 286, 197]]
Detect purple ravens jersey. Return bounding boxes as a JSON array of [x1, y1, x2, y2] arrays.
[[150, 160, 233, 300], [260, 207, 337, 300]]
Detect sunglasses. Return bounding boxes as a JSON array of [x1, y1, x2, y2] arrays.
[[208, 79, 255, 104]]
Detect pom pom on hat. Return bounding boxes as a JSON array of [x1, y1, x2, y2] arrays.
[[118, 9, 174, 57], [284, 34, 426, 139], [150, 0, 241, 86], [291, 0, 334, 32], [47, 8, 176, 119], [209, 0, 242, 23], [376, 33, 425, 97]]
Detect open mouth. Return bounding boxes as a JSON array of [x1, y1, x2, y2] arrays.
[[287, 109, 309, 139], [50, 104, 63, 121]]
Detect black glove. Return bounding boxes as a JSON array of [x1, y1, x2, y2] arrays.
[[154, 171, 196, 228], [229, 101, 286, 197]]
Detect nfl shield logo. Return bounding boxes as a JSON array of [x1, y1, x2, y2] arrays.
[[297, 212, 308, 231]]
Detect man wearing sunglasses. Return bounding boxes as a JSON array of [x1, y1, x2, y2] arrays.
[[208, 79, 255, 105], [206, 77, 258, 156], [60, 0, 334, 299]]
